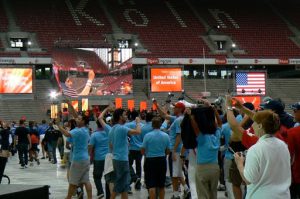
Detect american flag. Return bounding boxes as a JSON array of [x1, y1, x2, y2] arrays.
[[236, 72, 266, 95], [61, 83, 79, 98]]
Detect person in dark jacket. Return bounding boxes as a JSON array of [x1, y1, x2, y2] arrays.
[[44, 121, 62, 164], [0, 122, 10, 183]]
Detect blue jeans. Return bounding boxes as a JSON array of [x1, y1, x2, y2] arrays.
[[113, 160, 131, 193], [50, 141, 58, 163]]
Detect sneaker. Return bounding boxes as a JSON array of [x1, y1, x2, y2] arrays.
[[217, 184, 226, 191], [165, 177, 172, 188], [37, 160, 40, 165], [77, 187, 84, 199], [20, 166, 25, 169], [183, 189, 191, 199], [135, 178, 141, 190], [41, 157, 45, 160], [171, 195, 180, 199], [97, 193, 104, 199], [128, 188, 133, 195]]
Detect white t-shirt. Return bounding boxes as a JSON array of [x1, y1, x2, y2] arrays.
[[244, 135, 291, 199]]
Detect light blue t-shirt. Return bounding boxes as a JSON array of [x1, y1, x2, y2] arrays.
[[160, 120, 169, 131], [70, 127, 90, 162], [66, 137, 73, 160], [141, 122, 153, 141], [168, 115, 183, 153], [104, 124, 112, 133], [142, 129, 170, 158], [196, 128, 221, 164], [109, 124, 131, 161], [222, 115, 243, 160], [89, 130, 109, 161], [125, 121, 144, 151]]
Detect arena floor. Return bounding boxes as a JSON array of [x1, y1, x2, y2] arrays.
[[4, 155, 227, 199]]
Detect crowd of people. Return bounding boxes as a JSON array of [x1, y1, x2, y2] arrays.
[[0, 96, 299, 199]]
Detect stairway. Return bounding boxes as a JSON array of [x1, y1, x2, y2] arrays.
[[267, 79, 300, 113]]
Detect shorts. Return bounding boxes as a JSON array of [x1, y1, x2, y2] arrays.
[[40, 134, 45, 143], [172, 153, 184, 178], [69, 160, 90, 186], [64, 152, 71, 168], [144, 157, 167, 189], [229, 160, 243, 186], [113, 160, 131, 193], [105, 171, 116, 183], [30, 144, 39, 152]]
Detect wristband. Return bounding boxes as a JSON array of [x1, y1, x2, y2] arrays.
[[86, 80, 92, 87], [227, 107, 233, 111]]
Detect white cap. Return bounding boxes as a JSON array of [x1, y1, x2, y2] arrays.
[[106, 116, 112, 123]]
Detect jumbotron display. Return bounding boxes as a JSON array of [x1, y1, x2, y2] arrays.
[[151, 68, 182, 92], [54, 66, 132, 97], [236, 72, 266, 95], [0, 68, 33, 94]]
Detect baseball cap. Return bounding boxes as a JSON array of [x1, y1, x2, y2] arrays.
[[260, 100, 284, 113], [291, 102, 300, 111], [174, 102, 185, 110], [243, 102, 255, 111], [106, 116, 112, 123]]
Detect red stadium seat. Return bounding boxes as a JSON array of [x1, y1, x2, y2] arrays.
[[52, 48, 108, 73], [11, 0, 112, 50]]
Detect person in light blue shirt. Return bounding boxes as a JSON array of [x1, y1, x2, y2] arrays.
[[154, 100, 190, 199], [108, 108, 141, 199], [142, 123, 170, 158], [58, 100, 92, 199], [124, 110, 145, 189], [222, 114, 243, 160], [141, 117, 170, 199], [37, 120, 49, 159], [89, 120, 109, 198], [187, 102, 222, 199], [141, 112, 154, 140]]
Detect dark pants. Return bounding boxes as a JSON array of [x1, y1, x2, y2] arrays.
[[51, 141, 58, 163], [0, 157, 8, 183], [168, 152, 173, 178], [17, 143, 29, 166], [129, 150, 142, 183], [93, 160, 110, 197], [291, 183, 300, 199], [218, 151, 225, 185]]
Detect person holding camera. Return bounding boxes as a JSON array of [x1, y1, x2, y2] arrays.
[[226, 95, 291, 199], [186, 99, 222, 199]]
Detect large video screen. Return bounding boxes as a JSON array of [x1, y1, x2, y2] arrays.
[[0, 68, 33, 93], [236, 72, 266, 95], [54, 66, 132, 97], [151, 68, 182, 92]]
